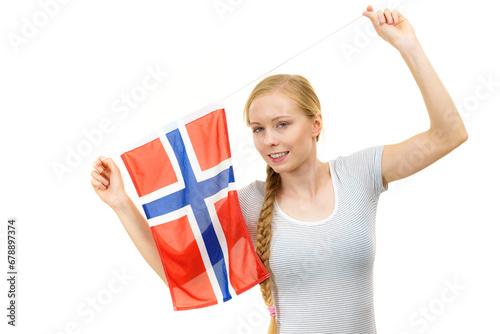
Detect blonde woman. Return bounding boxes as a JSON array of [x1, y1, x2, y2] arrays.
[[90, 5, 468, 333]]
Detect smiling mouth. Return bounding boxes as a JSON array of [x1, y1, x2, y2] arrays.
[[269, 151, 289, 159]]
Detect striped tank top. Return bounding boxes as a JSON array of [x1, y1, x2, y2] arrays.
[[237, 145, 388, 333]]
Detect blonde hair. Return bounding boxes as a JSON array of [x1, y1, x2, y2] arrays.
[[243, 74, 322, 333]]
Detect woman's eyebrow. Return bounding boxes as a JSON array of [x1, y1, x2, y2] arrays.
[[250, 115, 292, 125]]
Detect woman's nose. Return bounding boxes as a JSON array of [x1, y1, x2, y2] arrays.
[[264, 129, 279, 146]]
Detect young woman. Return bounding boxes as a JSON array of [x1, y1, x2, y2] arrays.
[[90, 5, 468, 333]]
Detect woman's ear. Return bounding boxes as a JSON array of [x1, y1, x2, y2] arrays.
[[312, 113, 323, 138]]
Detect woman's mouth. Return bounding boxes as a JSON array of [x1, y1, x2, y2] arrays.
[[269, 151, 289, 162]]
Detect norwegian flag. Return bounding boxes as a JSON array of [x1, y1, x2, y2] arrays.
[[120, 104, 269, 311]]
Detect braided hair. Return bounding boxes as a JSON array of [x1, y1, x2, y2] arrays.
[[243, 74, 322, 333]]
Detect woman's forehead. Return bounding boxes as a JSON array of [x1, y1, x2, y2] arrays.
[[248, 92, 302, 122]]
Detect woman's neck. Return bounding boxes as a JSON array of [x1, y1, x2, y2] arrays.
[[277, 158, 330, 199]]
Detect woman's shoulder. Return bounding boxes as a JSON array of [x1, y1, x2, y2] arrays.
[[332, 144, 387, 195], [237, 179, 265, 200], [332, 145, 384, 169], [237, 180, 266, 244]]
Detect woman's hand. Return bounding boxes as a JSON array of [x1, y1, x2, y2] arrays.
[[90, 156, 128, 209], [362, 5, 419, 52]]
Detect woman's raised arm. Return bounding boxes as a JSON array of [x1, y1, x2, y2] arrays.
[[362, 5, 468, 186], [90, 156, 168, 286]]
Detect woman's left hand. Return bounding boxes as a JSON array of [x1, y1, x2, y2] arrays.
[[362, 5, 418, 52]]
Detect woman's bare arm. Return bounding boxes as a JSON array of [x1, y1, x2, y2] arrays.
[[91, 156, 168, 286], [112, 194, 168, 286], [362, 6, 468, 186]]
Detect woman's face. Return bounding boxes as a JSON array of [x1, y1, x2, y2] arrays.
[[248, 90, 321, 174]]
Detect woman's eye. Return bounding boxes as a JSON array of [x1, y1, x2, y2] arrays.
[[253, 127, 263, 133], [277, 123, 287, 128]]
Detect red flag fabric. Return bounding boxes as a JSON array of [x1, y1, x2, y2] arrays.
[[120, 104, 269, 311]]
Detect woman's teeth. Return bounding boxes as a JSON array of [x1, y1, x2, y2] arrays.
[[270, 151, 288, 159]]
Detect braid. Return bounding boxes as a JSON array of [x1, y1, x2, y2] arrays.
[[256, 165, 281, 334], [243, 74, 323, 333]]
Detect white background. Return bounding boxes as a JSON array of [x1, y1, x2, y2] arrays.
[[1, 0, 499, 333]]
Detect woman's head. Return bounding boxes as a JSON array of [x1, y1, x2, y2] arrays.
[[243, 74, 323, 175], [243, 74, 322, 139], [243, 74, 323, 334]]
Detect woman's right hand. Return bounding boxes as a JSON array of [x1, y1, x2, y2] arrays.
[[90, 156, 128, 209]]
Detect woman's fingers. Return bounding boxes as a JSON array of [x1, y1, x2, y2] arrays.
[[91, 156, 113, 191], [91, 156, 125, 191], [99, 156, 119, 174], [92, 156, 115, 178], [392, 9, 400, 23], [92, 158, 106, 174], [365, 5, 400, 26], [384, 8, 392, 24], [90, 170, 109, 189], [363, 5, 413, 51], [376, 10, 385, 24], [363, 6, 380, 27], [90, 177, 107, 191], [91, 156, 127, 209]]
